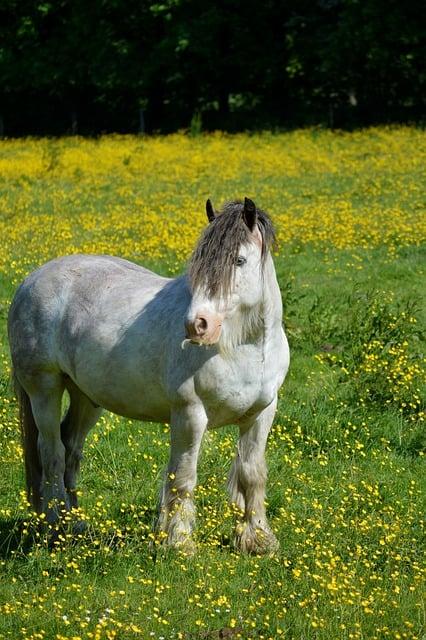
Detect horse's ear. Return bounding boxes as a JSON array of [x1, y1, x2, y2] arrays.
[[242, 197, 257, 231], [206, 199, 216, 223]]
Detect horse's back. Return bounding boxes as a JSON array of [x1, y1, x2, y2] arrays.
[[8, 254, 169, 377], [18, 254, 164, 290]]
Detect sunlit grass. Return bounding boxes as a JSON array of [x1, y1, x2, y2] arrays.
[[0, 127, 424, 639]]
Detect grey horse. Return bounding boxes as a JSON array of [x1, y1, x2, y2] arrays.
[[8, 198, 289, 554]]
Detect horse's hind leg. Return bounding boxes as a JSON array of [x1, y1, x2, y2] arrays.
[[27, 373, 68, 525], [61, 379, 102, 510], [228, 398, 279, 554]]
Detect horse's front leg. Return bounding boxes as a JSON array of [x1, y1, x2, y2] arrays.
[[228, 397, 279, 554], [156, 405, 207, 552]]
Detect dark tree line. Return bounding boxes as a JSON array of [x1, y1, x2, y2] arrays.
[[0, 0, 424, 136]]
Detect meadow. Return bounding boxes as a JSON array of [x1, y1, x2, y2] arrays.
[[0, 127, 424, 640]]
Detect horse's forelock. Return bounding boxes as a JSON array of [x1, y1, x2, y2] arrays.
[[189, 201, 276, 298]]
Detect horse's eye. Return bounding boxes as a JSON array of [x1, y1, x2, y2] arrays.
[[235, 256, 246, 266]]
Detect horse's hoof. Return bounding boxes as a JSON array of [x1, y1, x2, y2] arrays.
[[234, 522, 279, 555], [72, 520, 88, 535], [150, 532, 197, 556], [172, 536, 197, 556], [47, 525, 65, 549]]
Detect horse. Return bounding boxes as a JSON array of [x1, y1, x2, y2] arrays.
[[8, 197, 289, 554]]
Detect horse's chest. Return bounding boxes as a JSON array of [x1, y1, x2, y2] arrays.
[[193, 348, 276, 426]]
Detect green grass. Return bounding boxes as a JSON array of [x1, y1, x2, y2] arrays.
[[0, 130, 425, 640]]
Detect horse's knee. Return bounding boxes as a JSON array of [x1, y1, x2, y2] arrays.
[[65, 443, 83, 470], [235, 453, 267, 491], [36, 434, 69, 520], [64, 445, 83, 489], [38, 436, 66, 477], [228, 458, 245, 511]]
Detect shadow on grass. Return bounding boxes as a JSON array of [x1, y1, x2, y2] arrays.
[[0, 506, 159, 559], [0, 509, 242, 563], [0, 516, 35, 558]]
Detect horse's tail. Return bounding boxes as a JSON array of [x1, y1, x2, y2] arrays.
[[13, 372, 42, 512]]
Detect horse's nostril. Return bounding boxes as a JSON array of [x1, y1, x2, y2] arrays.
[[194, 316, 208, 334], [185, 316, 208, 338]]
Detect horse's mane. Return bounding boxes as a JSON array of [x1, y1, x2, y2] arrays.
[[188, 200, 276, 298]]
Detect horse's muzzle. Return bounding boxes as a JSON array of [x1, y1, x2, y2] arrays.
[[185, 311, 223, 345]]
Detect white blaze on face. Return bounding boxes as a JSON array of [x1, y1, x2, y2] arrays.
[[185, 228, 264, 347]]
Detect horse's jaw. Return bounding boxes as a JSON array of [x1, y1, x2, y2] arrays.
[[216, 303, 265, 356]]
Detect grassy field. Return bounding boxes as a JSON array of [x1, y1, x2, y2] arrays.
[[0, 128, 425, 640]]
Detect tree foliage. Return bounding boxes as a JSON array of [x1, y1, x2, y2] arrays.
[[0, 0, 424, 135]]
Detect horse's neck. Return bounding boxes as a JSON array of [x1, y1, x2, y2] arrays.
[[262, 253, 283, 333]]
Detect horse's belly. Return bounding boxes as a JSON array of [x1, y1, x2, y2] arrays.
[[63, 352, 171, 423], [66, 372, 170, 422]]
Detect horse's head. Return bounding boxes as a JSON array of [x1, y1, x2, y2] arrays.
[[185, 198, 275, 350]]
